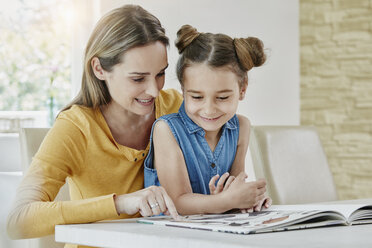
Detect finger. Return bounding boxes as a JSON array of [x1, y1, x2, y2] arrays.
[[223, 176, 235, 191], [256, 178, 267, 188], [160, 188, 180, 220], [240, 208, 247, 213], [216, 173, 229, 193], [147, 193, 161, 216], [255, 194, 266, 206], [208, 174, 219, 194], [254, 202, 262, 212], [139, 199, 152, 217], [236, 171, 248, 181], [153, 188, 167, 213], [257, 186, 267, 196], [247, 208, 254, 213], [264, 197, 272, 208]]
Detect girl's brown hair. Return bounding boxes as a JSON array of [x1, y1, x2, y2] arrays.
[[175, 24, 266, 88], [61, 5, 168, 112]]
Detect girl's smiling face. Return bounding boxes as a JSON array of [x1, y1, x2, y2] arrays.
[[183, 63, 246, 133]]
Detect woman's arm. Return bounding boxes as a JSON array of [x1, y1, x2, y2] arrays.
[[6, 119, 118, 239], [152, 120, 266, 215]]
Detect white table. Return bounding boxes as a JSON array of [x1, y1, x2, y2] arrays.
[[55, 199, 372, 248]]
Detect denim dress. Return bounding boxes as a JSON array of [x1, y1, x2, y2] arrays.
[[144, 102, 239, 195]]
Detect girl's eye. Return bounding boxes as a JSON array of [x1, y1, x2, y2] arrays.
[[132, 78, 144, 83], [217, 96, 229, 100], [191, 96, 203, 100]]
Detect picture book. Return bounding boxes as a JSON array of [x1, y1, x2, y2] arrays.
[[137, 204, 372, 234]]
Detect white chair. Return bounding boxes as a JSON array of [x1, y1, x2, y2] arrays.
[[250, 126, 338, 205], [0, 133, 22, 171], [19, 128, 68, 248], [0, 172, 29, 248], [0, 132, 29, 248]]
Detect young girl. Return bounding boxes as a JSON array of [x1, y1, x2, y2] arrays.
[[144, 25, 271, 215], [7, 5, 181, 245]]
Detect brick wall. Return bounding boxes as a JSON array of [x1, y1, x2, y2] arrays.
[[300, 0, 372, 199]]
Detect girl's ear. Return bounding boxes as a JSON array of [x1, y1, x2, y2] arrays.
[[239, 80, 248, 100], [181, 86, 185, 98], [91, 57, 106, 80]]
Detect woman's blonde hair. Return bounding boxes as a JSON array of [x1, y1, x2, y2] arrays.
[[175, 25, 266, 88], [61, 5, 169, 112]]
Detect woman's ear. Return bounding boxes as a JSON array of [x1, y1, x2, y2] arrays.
[[239, 80, 248, 100], [91, 57, 106, 80]]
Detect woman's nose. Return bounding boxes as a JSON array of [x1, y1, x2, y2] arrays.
[[145, 79, 160, 97]]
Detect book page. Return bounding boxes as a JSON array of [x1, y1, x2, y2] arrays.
[[138, 209, 346, 234], [268, 204, 368, 220]]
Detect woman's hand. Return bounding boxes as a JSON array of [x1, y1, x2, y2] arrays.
[[114, 186, 180, 220], [208, 172, 235, 195]]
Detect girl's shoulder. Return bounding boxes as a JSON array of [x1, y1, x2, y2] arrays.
[[236, 114, 251, 141], [236, 114, 251, 129]]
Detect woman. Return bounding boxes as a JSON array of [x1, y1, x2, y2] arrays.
[[7, 4, 182, 244]]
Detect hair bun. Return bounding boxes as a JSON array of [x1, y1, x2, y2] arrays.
[[175, 25, 200, 54], [233, 37, 266, 71]]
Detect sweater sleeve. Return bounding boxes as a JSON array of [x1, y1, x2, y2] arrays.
[[7, 117, 119, 239]]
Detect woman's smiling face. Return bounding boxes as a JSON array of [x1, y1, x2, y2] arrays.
[[102, 41, 168, 116]]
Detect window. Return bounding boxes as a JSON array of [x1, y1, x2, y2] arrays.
[[0, 0, 74, 131]]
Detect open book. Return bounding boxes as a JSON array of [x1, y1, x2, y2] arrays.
[[137, 204, 372, 234]]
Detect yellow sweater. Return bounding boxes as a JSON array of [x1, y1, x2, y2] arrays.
[[7, 89, 182, 247]]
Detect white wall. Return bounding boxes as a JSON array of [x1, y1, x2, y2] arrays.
[[95, 0, 300, 178], [99, 0, 299, 126]]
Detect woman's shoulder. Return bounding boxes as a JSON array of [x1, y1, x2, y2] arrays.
[[58, 105, 97, 124], [156, 89, 183, 116], [56, 105, 103, 134]]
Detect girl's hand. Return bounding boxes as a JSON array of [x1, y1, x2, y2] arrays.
[[208, 172, 235, 195], [240, 196, 272, 213], [253, 196, 272, 211], [114, 186, 180, 220], [224, 172, 267, 209]]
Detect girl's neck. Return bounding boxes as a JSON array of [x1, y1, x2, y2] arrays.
[[204, 128, 223, 152]]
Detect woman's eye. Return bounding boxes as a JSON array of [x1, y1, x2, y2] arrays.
[[191, 96, 203, 100], [157, 72, 165, 77], [217, 96, 229, 100]]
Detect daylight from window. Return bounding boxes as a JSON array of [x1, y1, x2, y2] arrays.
[[0, 0, 74, 129]]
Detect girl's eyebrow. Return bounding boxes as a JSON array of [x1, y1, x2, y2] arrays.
[[187, 89, 233, 93], [129, 64, 169, 75], [216, 89, 233, 93]]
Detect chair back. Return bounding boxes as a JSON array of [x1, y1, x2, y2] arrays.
[[0, 133, 22, 171], [19, 128, 68, 248], [0, 172, 29, 248], [250, 126, 338, 204]]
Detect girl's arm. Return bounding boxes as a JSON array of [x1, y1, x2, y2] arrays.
[[153, 120, 266, 215], [229, 115, 272, 211], [229, 114, 251, 177]]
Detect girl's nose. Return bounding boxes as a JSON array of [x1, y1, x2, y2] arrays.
[[203, 100, 217, 116]]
